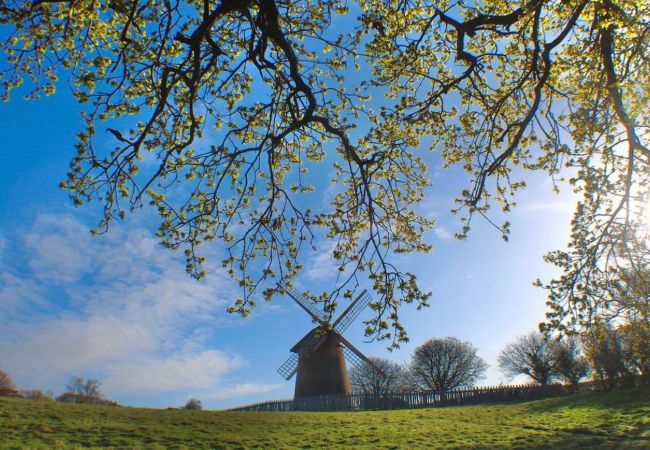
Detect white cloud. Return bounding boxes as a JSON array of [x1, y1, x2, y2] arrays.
[[203, 382, 283, 401], [0, 271, 50, 317], [104, 350, 243, 393], [0, 213, 277, 402], [434, 226, 454, 240], [24, 214, 94, 284]]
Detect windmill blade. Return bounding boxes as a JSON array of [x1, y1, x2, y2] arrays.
[[291, 328, 327, 355], [277, 353, 299, 380], [280, 329, 329, 381], [339, 334, 385, 378], [305, 332, 329, 355], [279, 281, 326, 324], [332, 290, 372, 335]]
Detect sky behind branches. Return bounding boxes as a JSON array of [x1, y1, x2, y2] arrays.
[[0, 68, 579, 409]]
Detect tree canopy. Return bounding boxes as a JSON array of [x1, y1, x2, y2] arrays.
[[1, 0, 648, 345], [410, 337, 488, 391]]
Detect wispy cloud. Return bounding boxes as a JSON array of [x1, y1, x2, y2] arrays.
[[304, 240, 339, 281], [521, 200, 575, 213], [103, 351, 243, 393], [0, 213, 279, 403], [203, 382, 283, 401], [434, 226, 454, 240]]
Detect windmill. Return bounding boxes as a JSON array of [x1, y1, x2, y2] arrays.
[[277, 282, 383, 398]]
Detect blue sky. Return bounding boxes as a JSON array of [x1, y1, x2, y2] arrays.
[[0, 59, 583, 409]]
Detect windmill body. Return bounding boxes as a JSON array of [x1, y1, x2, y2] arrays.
[[277, 283, 384, 399], [293, 331, 351, 398]]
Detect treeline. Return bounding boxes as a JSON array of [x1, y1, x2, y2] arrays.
[[350, 337, 488, 396], [0, 371, 206, 410], [0, 371, 116, 405], [499, 322, 648, 389], [353, 321, 648, 396]]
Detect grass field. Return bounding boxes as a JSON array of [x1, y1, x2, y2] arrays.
[[1, 387, 648, 449]]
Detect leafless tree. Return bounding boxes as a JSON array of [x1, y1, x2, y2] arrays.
[[552, 336, 590, 387], [498, 332, 557, 385], [410, 337, 488, 392], [57, 376, 105, 404], [350, 357, 409, 395]]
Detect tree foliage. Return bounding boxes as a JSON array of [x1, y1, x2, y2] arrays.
[[582, 321, 630, 388], [498, 331, 557, 385], [540, 221, 650, 334], [1, 0, 648, 345], [409, 337, 488, 392], [618, 319, 650, 382]]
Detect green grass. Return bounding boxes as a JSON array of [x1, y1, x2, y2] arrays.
[[1, 387, 648, 449]]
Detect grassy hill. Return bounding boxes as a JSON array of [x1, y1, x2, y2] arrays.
[[1, 387, 648, 449]]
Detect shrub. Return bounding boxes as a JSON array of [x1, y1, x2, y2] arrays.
[[0, 369, 20, 397], [20, 389, 53, 401]]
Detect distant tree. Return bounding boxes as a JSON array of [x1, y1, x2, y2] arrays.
[[183, 398, 202, 411], [350, 357, 408, 396], [0, 369, 20, 397], [552, 336, 590, 387], [498, 332, 557, 385], [410, 337, 488, 392], [57, 376, 106, 404], [583, 322, 629, 389], [20, 389, 53, 401]]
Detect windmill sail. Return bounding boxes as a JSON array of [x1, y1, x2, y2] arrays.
[[277, 353, 299, 380], [279, 280, 326, 323], [339, 334, 385, 377], [332, 290, 372, 335], [342, 346, 368, 371]]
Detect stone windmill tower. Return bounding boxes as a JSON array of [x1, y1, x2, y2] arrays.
[[277, 282, 383, 399]]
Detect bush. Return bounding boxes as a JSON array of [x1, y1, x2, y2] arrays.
[[0, 369, 20, 397], [20, 389, 53, 401]]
